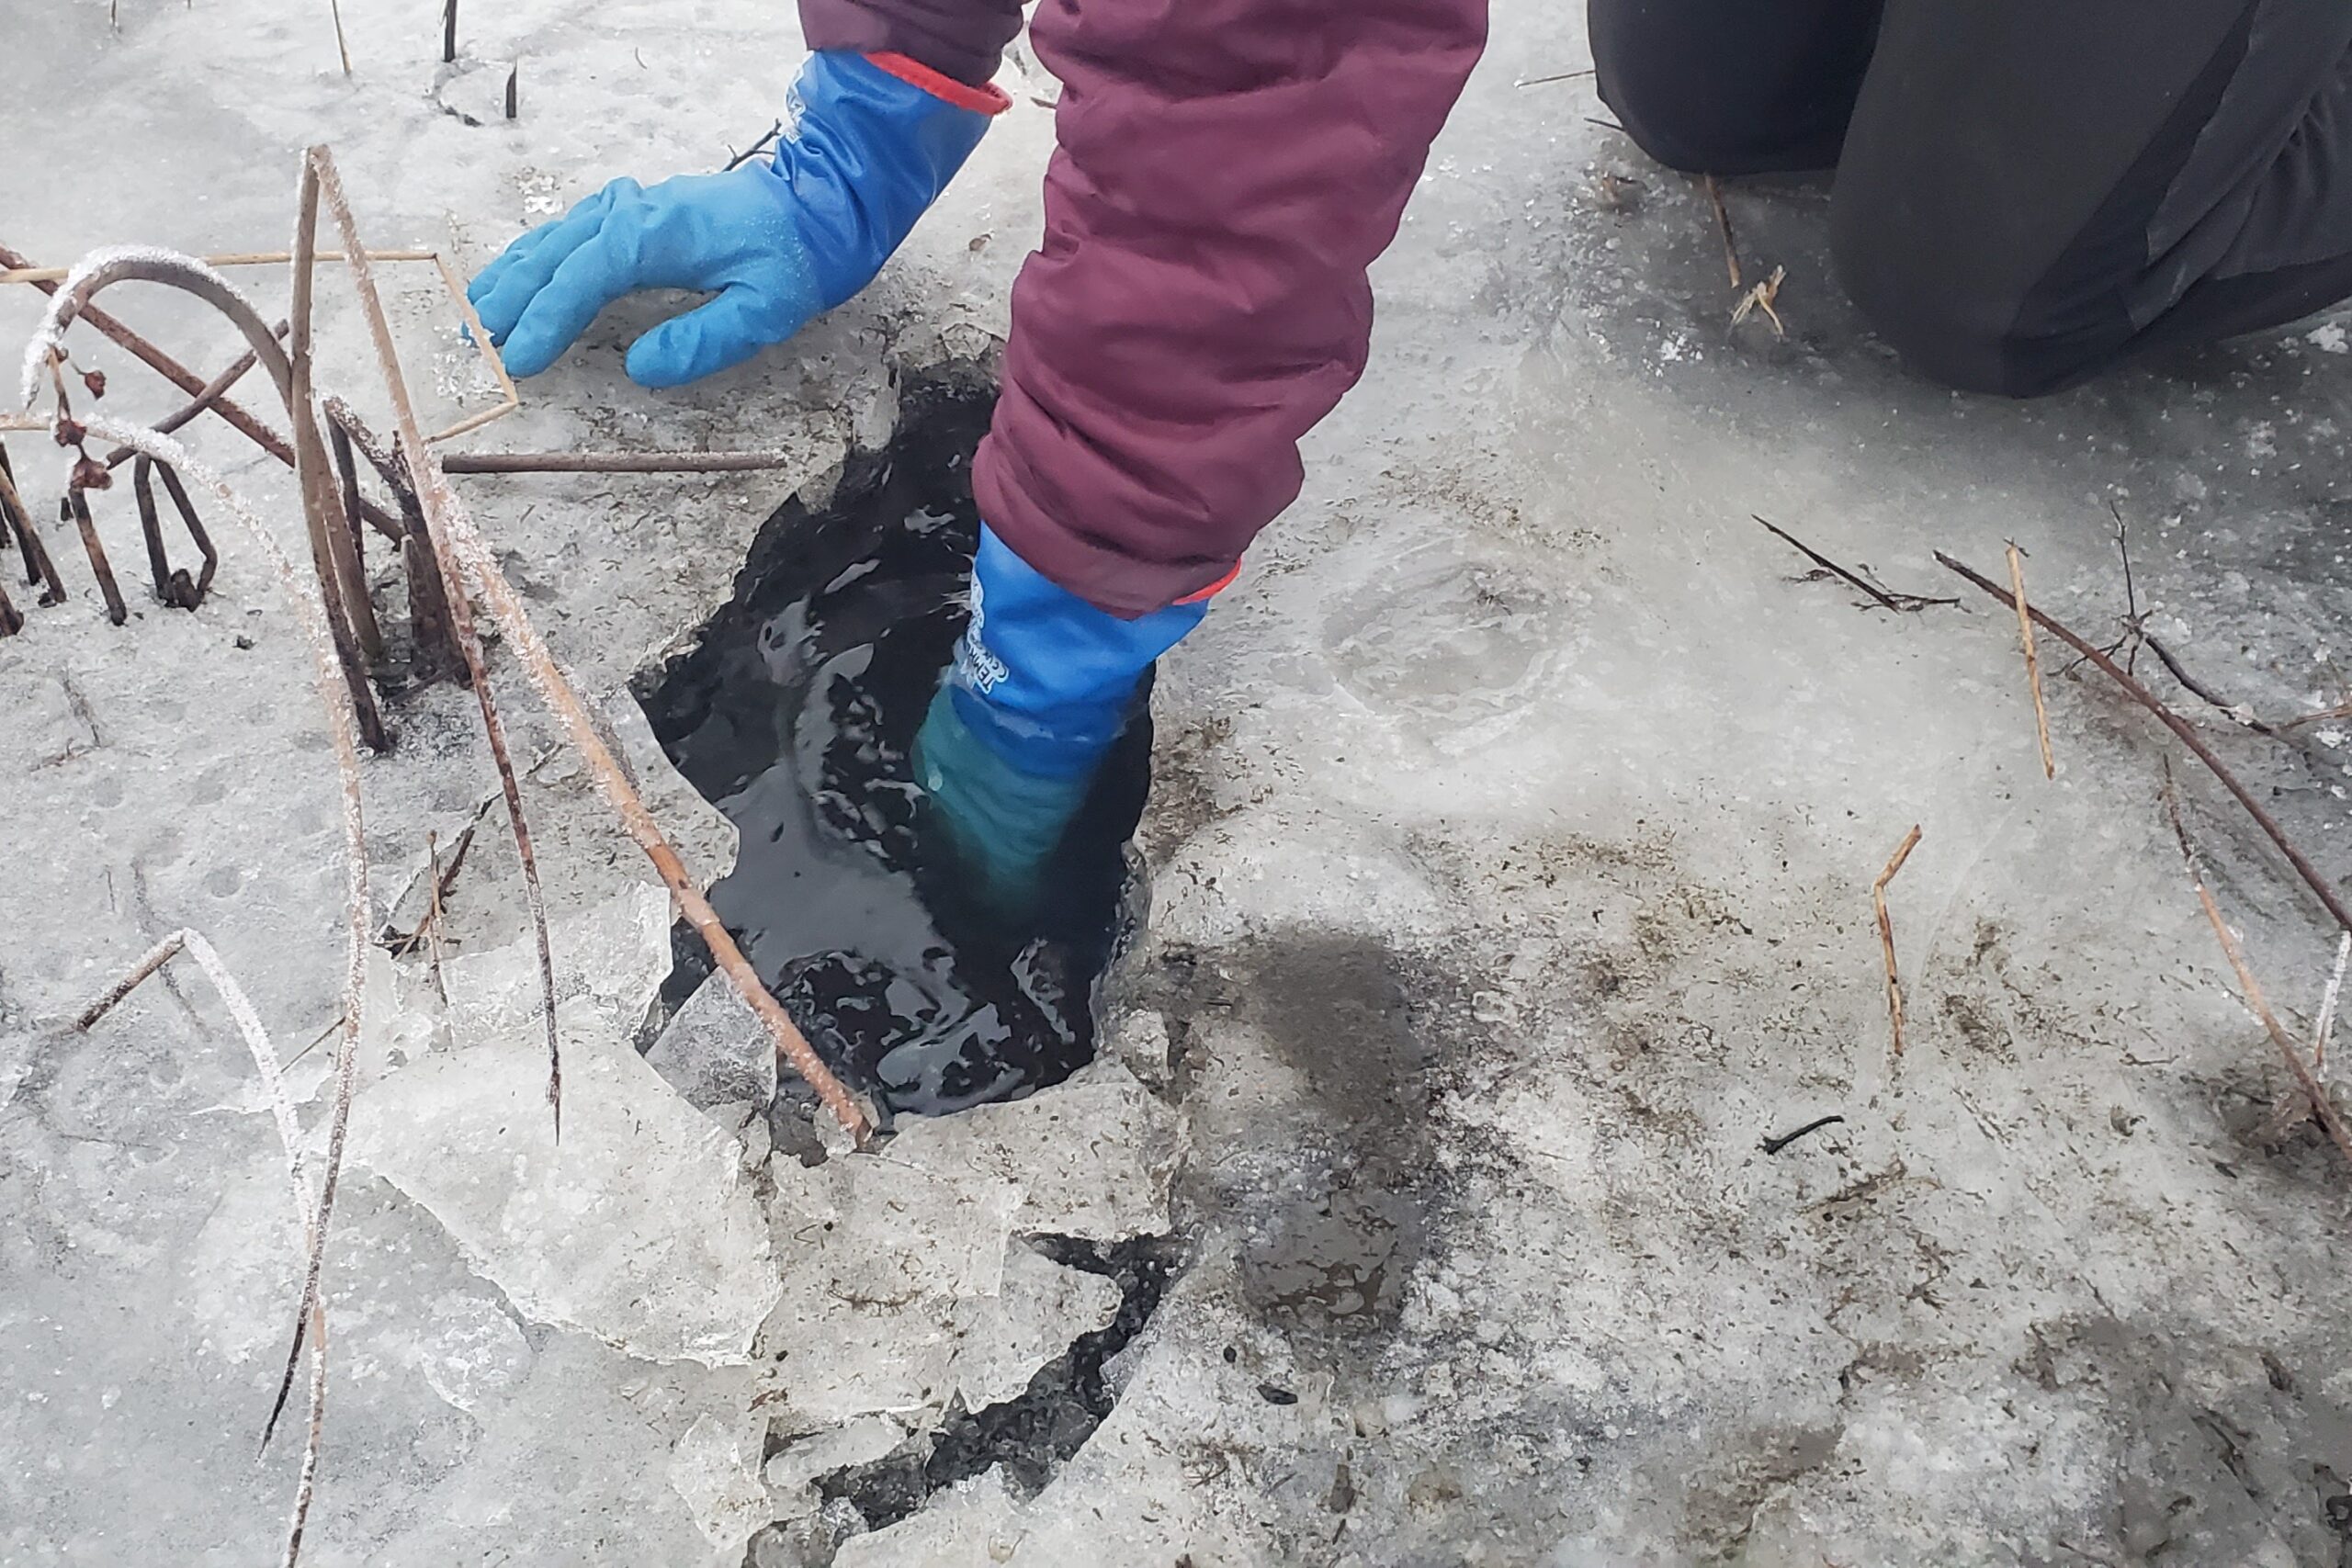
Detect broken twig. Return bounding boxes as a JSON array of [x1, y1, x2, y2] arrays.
[[2006, 542, 2055, 780], [1730, 265, 1786, 337], [1753, 516, 1956, 613], [1873, 825, 1922, 1055], [1761, 1113, 1846, 1155], [1702, 175, 1741, 290], [1937, 550, 2352, 937], [2318, 932, 2349, 1075]]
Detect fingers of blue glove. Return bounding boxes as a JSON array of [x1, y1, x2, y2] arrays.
[[623, 273, 814, 389], [464, 214, 567, 322], [467, 180, 635, 361], [492, 220, 670, 379]]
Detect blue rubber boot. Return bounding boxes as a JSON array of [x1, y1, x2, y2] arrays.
[[913, 528, 1210, 916]]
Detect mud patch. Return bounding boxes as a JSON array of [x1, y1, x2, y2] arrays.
[[636, 378, 1154, 1116]]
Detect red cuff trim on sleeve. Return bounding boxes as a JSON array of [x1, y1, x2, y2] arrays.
[[1175, 563, 1241, 605], [865, 52, 1012, 116]]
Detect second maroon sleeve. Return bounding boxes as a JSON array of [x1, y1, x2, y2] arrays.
[[973, 0, 1489, 617], [797, 0, 1025, 88]]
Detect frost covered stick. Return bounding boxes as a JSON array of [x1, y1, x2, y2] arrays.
[[2006, 542, 2055, 781], [72, 413, 371, 1568], [0, 239, 296, 468], [302, 145, 876, 1145]]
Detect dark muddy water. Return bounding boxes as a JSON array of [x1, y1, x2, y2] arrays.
[[638, 384, 1151, 1117]]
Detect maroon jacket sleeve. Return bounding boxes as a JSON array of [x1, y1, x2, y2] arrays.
[[974, 0, 1489, 616], [797, 0, 1024, 88]]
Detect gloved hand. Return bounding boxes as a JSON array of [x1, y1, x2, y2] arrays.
[[913, 529, 1212, 916], [468, 51, 1006, 387]]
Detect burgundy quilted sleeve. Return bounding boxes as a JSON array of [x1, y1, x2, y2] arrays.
[[797, 0, 1025, 87], [973, 0, 1489, 615]]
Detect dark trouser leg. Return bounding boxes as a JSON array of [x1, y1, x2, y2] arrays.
[[1588, 0, 1886, 175], [1832, 0, 2352, 396]]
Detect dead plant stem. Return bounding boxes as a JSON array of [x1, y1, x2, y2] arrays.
[[2164, 773, 2352, 1168], [1937, 550, 2352, 937], [1873, 825, 1922, 1055], [2007, 542, 2055, 779]]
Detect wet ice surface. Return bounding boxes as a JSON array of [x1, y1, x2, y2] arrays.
[[15, 0, 2352, 1562], [640, 386, 1150, 1117]]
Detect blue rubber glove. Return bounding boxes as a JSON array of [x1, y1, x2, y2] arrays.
[[913, 529, 1211, 914], [468, 51, 1002, 388]]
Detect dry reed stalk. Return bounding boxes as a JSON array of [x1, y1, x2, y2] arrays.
[[2317, 932, 2350, 1075], [1702, 174, 1741, 289], [1873, 825, 1923, 1055], [2006, 543, 2055, 780], [1937, 551, 2352, 938], [305, 144, 873, 1145], [2164, 776, 2352, 1168]]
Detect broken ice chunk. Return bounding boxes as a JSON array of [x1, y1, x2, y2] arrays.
[[886, 1060, 1180, 1240], [648, 969, 776, 1112], [349, 999, 781, 1365], [669, 1413, 774, 1549]]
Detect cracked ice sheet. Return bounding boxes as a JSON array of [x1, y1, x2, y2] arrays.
[[883, 1059, 1182, 1242], [749, 1064, 1170, 1431], [439, 881, 674, 1045], [375, 1334, 754, 1568], [349, 993, 780, 1365]]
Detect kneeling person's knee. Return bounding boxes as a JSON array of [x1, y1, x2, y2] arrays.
[[1831, 182, 2129, 399]]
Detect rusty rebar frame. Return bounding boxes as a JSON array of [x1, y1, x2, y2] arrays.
[[62, 488, 128, 626], [0, 443, 65, 606], [323, 398, 464, 684], [132, 455, 218, 609]]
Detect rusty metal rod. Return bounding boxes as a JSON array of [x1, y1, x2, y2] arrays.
[[0, 243, 403, 541], [102, 318, 288, 469], [439, 449, 798, 475], [0, 447, 65, 604], [64, 489, 128, 625]]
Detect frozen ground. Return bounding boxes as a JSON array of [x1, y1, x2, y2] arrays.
[[6, 1, 2352, 1564]]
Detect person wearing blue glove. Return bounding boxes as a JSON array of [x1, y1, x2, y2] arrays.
[[910, 529, 1217, 917], [466, 10, 1466, 913], [466, 50, 1007, 387]]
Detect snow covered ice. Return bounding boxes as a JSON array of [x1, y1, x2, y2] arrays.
[[8, 0, 2352, 1563]]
